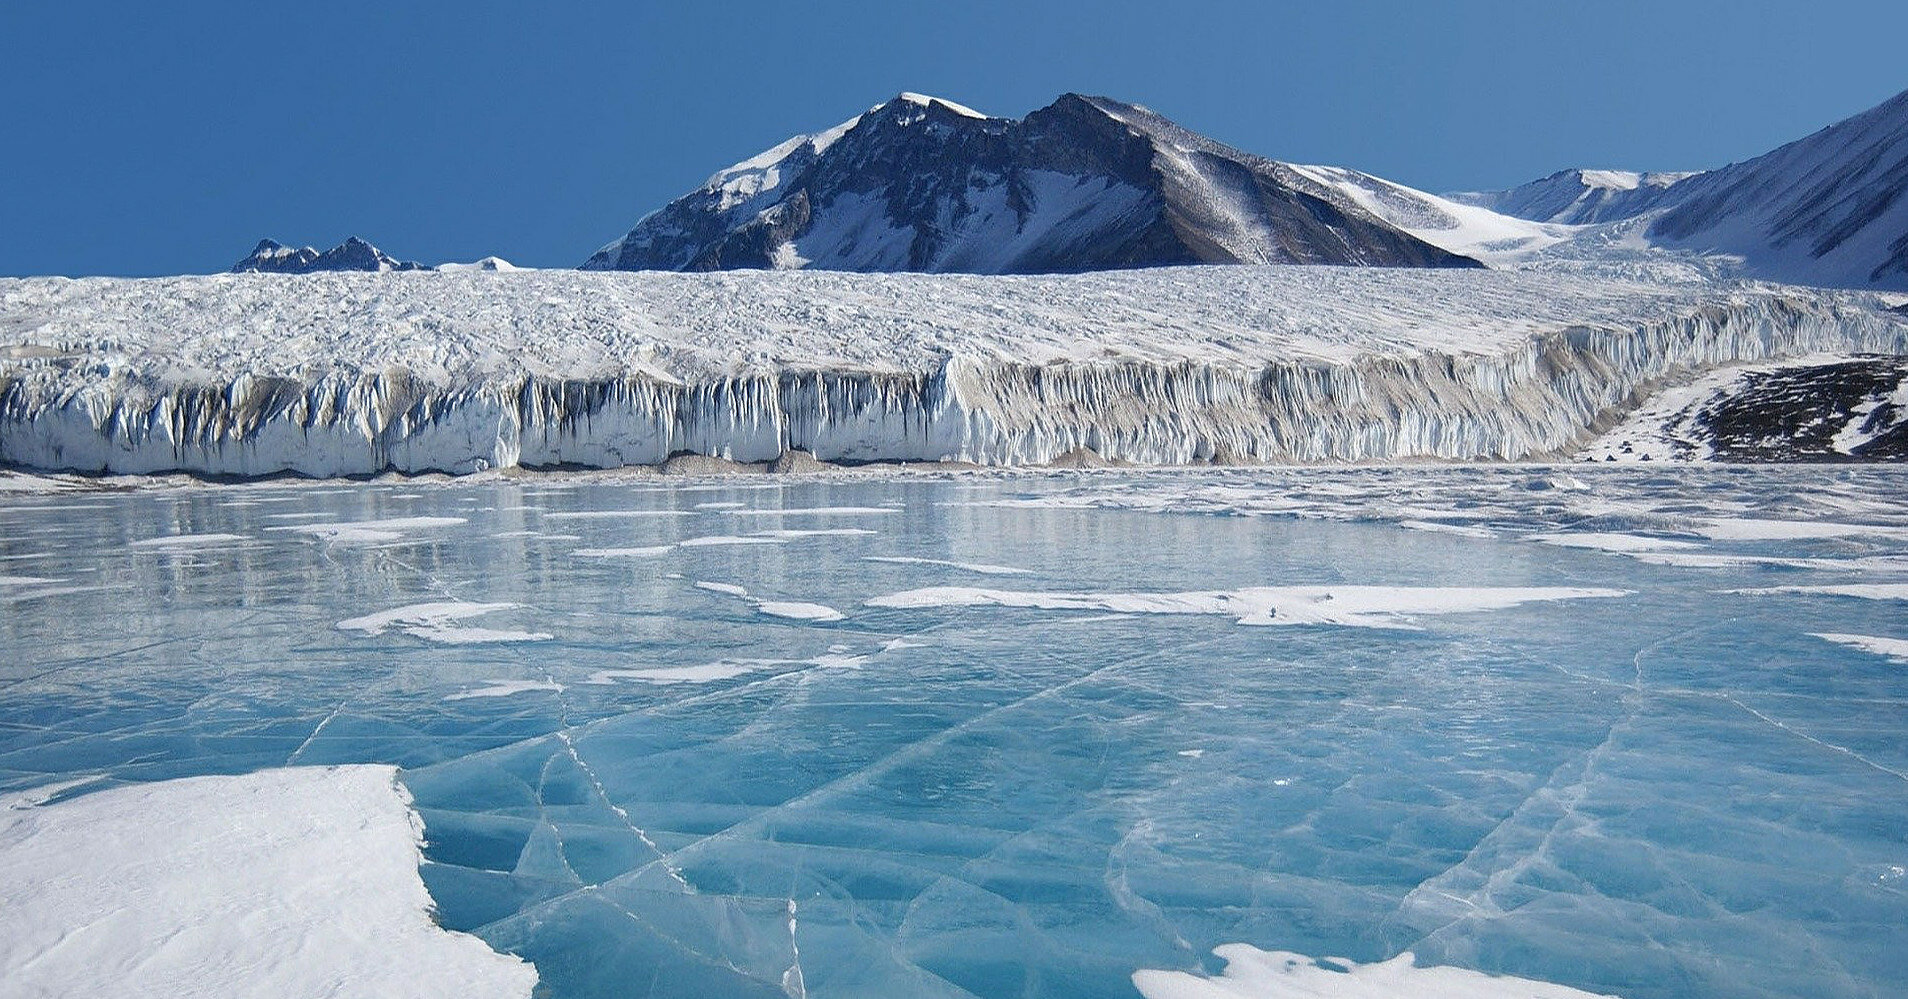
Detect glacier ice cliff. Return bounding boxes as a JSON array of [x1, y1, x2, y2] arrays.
[[1, 265, 1903, 476]]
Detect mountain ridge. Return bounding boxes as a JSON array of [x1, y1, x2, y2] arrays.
[[583, 92, 1482, 275], [232, 237, 427, 274]]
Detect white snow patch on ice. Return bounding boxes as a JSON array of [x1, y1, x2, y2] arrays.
[[1812, 632, 1908, 663], [678, 534, 787, 547], [694, 581, 752, 597], [696, 580, 844, 622], [543, 510, 697, 519], [0, 574, 62, 586], [337, 601, 553, 644], [446, 678, 565, 701], [749, 527, 877, 539], [272, 516, 466, 544], [756, 601, 846, 622], [863, 555, 1034, 575], [1133, 944, 1618, 999], [0, 766, 537, 999], [1397, 520, 1495, 539], [1526, 532, 1704, 553], [572, 545, 675, 558], [1729, 584, 1908, 601], [867, 585, 1627, 629], [1697, 518, 1908, 541], [127, 532, 253, 549], [726, 506, 898, 516]]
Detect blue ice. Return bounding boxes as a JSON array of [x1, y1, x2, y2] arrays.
[[2, 467, 1905, 999]]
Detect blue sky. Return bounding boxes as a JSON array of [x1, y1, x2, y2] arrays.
[[2, 1, 1903, 276]]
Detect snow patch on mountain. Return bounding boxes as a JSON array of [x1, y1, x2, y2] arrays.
[[1647, 88, 1908, 290], [1450, 169, 1698, 225]]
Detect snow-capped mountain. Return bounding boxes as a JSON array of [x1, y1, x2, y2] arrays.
[[1280, 164, 1571, 265], [583, 92, 1482, 274], [1448, 169, 1698, 225], [1647, 87, 1908, 290], [437, 256, 520, 272], [232, 237, 428, 274], [1451, 88, 1908, 290]]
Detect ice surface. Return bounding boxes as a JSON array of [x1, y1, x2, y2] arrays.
[[0, 766, 536, 999], [2, 468, 1906, 999]]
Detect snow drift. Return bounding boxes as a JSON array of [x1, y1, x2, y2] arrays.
[[0, 264, 1903, 477]]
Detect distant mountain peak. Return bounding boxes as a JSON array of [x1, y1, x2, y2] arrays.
[[1447, 168, 1699, 225], [583, 91, 1481, 275], [889, 92, 992, 119], [231, 237, 428, 274], [1447, 87, 1908, 289]]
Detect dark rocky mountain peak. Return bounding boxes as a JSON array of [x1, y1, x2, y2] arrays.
[[232, 236, 428, 274], [582, 92, 1481, 275]]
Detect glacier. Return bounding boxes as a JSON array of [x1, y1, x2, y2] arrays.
[[2, 263, 1904, 477]]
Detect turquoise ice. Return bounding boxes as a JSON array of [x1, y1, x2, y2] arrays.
[[2, 467, 1904, 999]]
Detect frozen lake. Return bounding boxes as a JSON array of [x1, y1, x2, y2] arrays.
[[3, 466, 1905, 999]]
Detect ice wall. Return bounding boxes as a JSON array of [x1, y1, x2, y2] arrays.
[[2, 283, 1903, 477]]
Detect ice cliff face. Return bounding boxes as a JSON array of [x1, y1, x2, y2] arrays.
[[583, 93, 1482, 274], [233, 237, 429, 274], [2, 265, 1902, 477]]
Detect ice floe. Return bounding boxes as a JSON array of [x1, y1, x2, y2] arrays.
[[0, 766, 537, 999]]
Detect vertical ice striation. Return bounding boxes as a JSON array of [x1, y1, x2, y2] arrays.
[[1, 269, 1903, 476]]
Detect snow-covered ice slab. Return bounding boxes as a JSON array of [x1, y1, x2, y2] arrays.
[[0, 766, 536, 999], [1134, 944, 1618, 999], [2, 467, 1906, 999], [2, 264, 1904, 474]]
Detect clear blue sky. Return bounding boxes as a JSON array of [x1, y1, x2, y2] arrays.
[[3, 1, 1903, 276]]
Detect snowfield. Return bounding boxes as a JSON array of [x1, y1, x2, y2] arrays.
[[1, 263, 1903, 476], [0, 767, 537, 999]]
